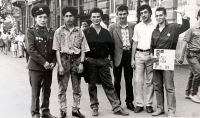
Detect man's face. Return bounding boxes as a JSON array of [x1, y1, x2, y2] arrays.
[[63, 12, 74, 26], [117, 10, 128, 23], [90, 12, 101, 25], [35, 14, 48, 27], [155, 11, 166, 24], [19, 32, 22, 35], [140, 9, 151, 23]]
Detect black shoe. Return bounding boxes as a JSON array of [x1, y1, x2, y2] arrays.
[[60, 111, 67, 118], [126, 103, 135, 111], [72, 110, 85, 118], [146, 106, 153, 113], [32, 114, 40, 118], [41, 113, 57, 118], [134, 106, 143, 113]]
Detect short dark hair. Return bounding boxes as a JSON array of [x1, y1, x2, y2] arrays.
[[89, 7, 103, 19], [116, 4, 128, 14], [197, 9, 200, 20], [62, 6, 78, 17], [137, 5, 152, 16], [156, 7, 167, 15], [103, 14, 109, 21]]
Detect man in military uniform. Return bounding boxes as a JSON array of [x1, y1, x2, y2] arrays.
[[26, 3, 56, 118]]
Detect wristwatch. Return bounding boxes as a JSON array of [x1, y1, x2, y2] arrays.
[[80, 61, 84, 64]]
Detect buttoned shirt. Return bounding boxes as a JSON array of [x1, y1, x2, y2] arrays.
[[183, 22, 200, 51], [132, 20, 156, 50], [120, 24, 131, 50], [52, 25, 90, 54], [150, 19, 190, 54]]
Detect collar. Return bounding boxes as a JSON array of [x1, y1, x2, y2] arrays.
[[141, 19, 154, 26], [119, 23, 128, 28], [156, 20, 169, 29], [35, 24, 52, 32], [87, 26, 104, 34], [61, 25, 79, 32]]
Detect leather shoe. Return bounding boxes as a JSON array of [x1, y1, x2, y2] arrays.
[[152, 109, 164, 116], [92, 109, 98, 116], [72, 110, 85, 118], [41, 113, 57, 118], [126, 103, 135, 111], [134, 106, 143, 113], [60, 111, 67, 118], [114, 108, 129, 116], [146, 106, 153, 113]]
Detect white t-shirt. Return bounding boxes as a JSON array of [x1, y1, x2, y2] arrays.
[[132, 20, 156, 50]]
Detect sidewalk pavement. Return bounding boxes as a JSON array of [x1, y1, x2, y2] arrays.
[[0, 52, 200, 118]]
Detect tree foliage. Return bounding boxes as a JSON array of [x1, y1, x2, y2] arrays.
[[3, 21, 13, 32], [0, 0, 19, 19]]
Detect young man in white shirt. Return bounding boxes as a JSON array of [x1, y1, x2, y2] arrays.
[[131, 4, 156, 113]]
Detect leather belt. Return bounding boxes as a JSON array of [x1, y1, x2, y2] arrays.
[[136, 48, 150, 52]]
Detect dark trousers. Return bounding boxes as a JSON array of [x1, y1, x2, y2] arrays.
[[153, 70, 176, 113], [113, 50, 134, 103], [25, 48, 29, 63], [185, 71, 194, 95], [29, 69, 52, 117], [186, 51, 200, 95], [85, 59, 121, 112]]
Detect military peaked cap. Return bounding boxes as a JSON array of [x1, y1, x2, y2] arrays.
[[31, 3, 50, 17]]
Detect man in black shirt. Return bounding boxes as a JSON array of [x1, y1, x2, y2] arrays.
[[83, 7, 129, 116], [150, 7, 190, 117]]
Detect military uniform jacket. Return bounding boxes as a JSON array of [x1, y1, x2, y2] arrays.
[[26, 25, 56, 71]]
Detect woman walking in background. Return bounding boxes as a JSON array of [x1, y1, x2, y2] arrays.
[[11, 33, 18, 58], [2, 31, 9, 55]]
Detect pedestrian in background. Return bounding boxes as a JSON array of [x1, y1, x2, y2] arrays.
[[16, 30, 25, 58], [7, 32, 11, 52], [150, 7, 190, 117], [131, 4, 156, 113], [178, 9, 200, 103], [26, 3, 56, 118], [0, 32, 4, 53], [53, 6, 89, 118], [2, 31, 9, 55], [109, 4, 135, 111], [84, 7, 129, 116], [81, 21, 89, 30], [11, 33, 18, 58]]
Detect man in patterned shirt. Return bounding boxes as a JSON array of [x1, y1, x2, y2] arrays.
[[52, 6, 90, 118]]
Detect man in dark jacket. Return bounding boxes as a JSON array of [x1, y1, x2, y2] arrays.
[[26, 3, 56, 118], [83, 7, 129, 116], [150, 7, 190, 117]]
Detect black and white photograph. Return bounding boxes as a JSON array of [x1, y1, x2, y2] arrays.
[[0, 0, 200, 118]]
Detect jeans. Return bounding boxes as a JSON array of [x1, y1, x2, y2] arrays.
[[186, 51, 200, 95], [57, 53, 82, 112], [135, 51, 154, 107], [29, 70, 52, 117], [85, 58, 121, 112], [113, 50, 134, 103], [153, 70, 176, 113]]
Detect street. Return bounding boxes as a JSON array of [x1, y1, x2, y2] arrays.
[[0, 52, 200, 118]]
